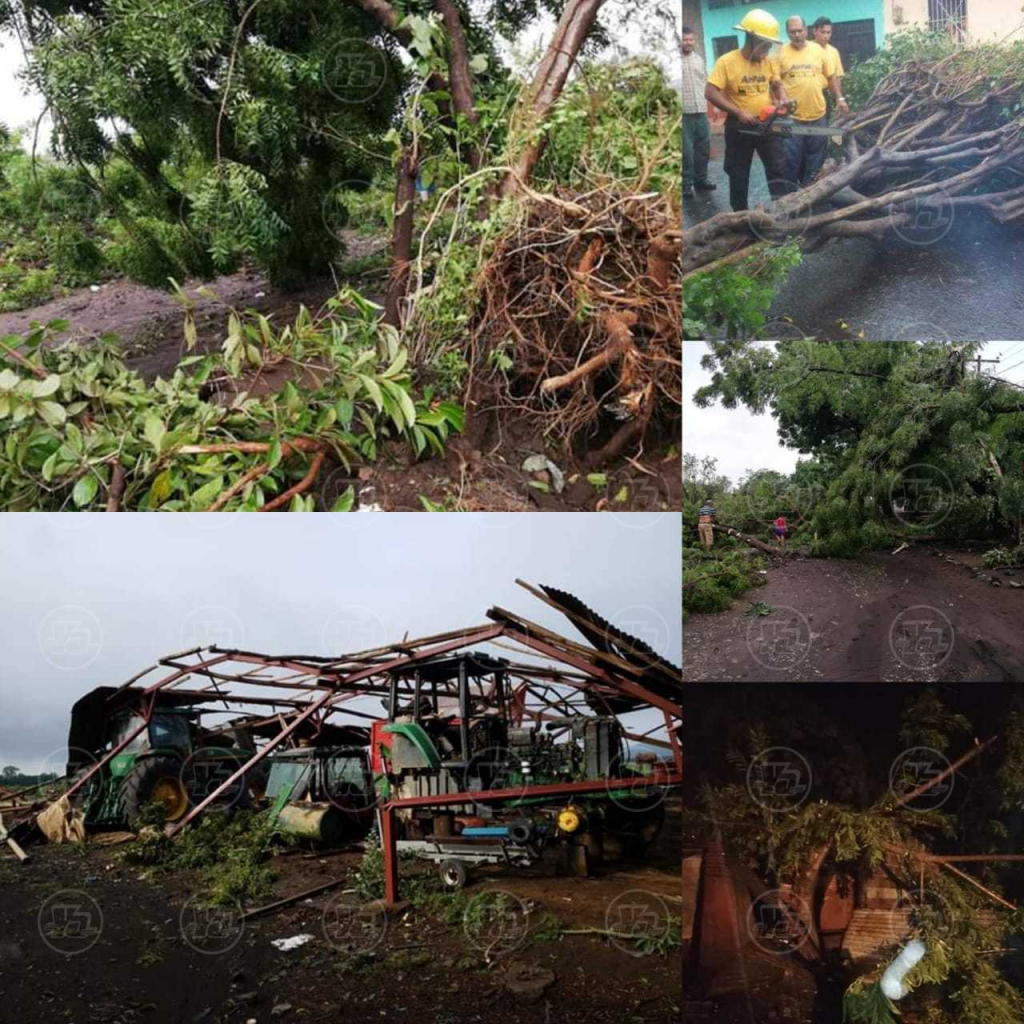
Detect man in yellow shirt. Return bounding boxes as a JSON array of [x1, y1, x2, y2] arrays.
[[705, 9, 791, 212], [778, 17, 846, 190], [812, 17, 850, 116]]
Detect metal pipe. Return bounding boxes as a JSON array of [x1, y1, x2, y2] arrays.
[[458, 657, 469, 760]]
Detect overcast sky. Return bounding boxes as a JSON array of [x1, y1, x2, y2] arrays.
[[0, 513, 679, 772], [684, 341, 1024, 487]]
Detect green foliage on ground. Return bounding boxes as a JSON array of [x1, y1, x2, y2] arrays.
[[683, 243, 802, 341], [981, 545, 1024, 569], [0, 286, 464, 510], [124, 808, 289, 904], [683, 545, 767, 620]]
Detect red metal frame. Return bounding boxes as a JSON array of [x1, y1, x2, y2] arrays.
[[43, 583, 680, 908]]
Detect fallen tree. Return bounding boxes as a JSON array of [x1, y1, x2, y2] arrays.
[[712, 523, 797, 556], [683, 48, 1024, 277]]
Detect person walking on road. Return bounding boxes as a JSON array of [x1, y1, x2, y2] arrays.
[[705, 9, 791, 212], [774, 514, 788, 547], [698, 501, 717, 550], [682, 27, 716, 199], [778, 17, 845, 190]]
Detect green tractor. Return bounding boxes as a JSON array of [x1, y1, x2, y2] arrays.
[[66, 686, 253, 828]]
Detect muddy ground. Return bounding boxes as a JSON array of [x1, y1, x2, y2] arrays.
[[0, 799, 682, 1024], [682, 546, 1024, 682], [0, 238, 679, 513]]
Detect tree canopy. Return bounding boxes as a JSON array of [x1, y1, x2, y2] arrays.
[[691, 342, 1024, 553]]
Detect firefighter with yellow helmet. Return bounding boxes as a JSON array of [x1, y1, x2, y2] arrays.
[[705, 9, 792, 212]]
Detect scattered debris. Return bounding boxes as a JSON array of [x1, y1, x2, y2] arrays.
[[270, 935, 315, 952]]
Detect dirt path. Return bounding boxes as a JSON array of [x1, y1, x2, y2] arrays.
[[0, 266, 366, 381], [682, 547, 1024, 682]]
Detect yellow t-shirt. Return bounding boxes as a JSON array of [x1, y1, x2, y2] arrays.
[[779, 41, 829, 122], [822, 43, 844, 79], [707, 49, 781, 119]]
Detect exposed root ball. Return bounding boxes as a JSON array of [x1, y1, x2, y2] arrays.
[[473, 188, 681, 463]]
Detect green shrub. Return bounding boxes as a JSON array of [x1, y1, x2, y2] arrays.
[[684, 548, 767, 618]]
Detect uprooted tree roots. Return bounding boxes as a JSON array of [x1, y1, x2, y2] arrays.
[[683, 51, 1024, 277], [472, 188, 681, 466]]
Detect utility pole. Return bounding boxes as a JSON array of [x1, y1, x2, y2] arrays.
[[973, 354, 1000, 376]]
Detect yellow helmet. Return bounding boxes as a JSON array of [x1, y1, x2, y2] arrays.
[[733, 8, 781, 45]]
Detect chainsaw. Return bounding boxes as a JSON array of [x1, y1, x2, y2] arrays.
[[739, 101, 844, 138]]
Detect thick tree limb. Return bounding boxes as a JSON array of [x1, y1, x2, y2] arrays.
[[712, 523, 797, 557]]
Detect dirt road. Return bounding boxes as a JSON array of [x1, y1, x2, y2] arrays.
[[682, 547, 1024, 682], [0, 808, 681, 1024]]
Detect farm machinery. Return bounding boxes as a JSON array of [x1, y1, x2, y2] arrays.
[[64, 686, 256, 827], [47, 581, 680, 903], [372, 651, 669, 885]]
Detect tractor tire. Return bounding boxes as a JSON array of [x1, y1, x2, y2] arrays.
[[121, 756, 188, 827]]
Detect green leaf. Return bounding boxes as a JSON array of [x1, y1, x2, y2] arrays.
[[189, 475, 225, 511], [336, 396, 354, 428], [586, 473, 608, 488], [359, 374, 384, 412], [613, 486, 629, 503], [72, 473, 99, 508], [528, 480, 550, 493], [330, 485, 355, 512], [144, 414, 166, 454], [33, 374, 62, 399], [36, 400, 66, 426], [268, 437, 283, 470], [147, 468, 173, 509], [470, 54, 488, 74]]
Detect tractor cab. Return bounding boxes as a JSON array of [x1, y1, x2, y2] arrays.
[[67, 686, 249, 828]]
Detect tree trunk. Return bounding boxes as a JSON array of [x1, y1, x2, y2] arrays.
[[435, 0, 481, 171], [712, 524, 796, 557], [501, 0, 608, 194], [384, 144, 418, 328]]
